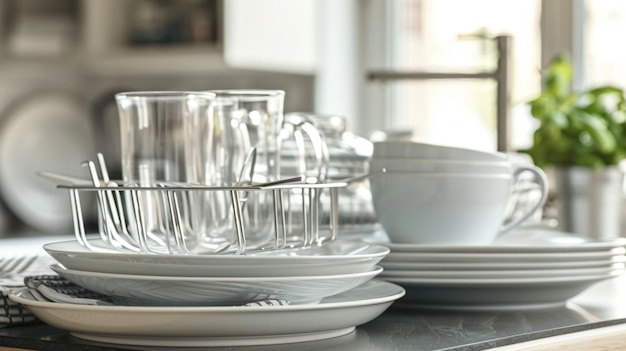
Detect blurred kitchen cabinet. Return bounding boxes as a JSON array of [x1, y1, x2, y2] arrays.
[[0, 0, 226, 75], [80, 0, 226, 75], [0, 0, 79, 58], [223, 0, 316, 74], [0, 0, 319, 76]]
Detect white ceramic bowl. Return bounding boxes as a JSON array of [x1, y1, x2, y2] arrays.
[[372, 141, 507, 162], [369, 158, 513, 174], [370, 170, 547, 245]]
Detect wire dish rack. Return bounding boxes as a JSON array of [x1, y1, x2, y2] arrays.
[[59, 177, 348, 256]]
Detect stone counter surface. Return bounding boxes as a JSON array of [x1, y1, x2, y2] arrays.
[[0, 233, 625, 351]]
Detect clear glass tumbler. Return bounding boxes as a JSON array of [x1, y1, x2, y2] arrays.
[[207, 90, 285, 248], [116, 91, 239, 253], [208, 90, 285, 181]]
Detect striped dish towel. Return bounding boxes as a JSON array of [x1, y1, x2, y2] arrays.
[[14, 275, 291, 309], [0, 254, 57, 327], [0, 286, 37, 326]]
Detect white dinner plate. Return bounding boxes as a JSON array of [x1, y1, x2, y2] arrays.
[[384, 249, 624, 263], [44, 238, 389, 277], [384, 237, 626, 253], [0, 91, 95, 233], [380, 257, 626, 271], [379, 264, 624, 279], [384, 272, 621, 311], [51, 264, 383, 306], [9, 279, 405, 347]]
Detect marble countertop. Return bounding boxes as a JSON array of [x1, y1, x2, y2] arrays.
[[1, 234, 625, 350], [1, 274, 624, 350]]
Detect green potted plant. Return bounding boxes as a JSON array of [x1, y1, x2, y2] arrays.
[[524, 54, 626, 239]]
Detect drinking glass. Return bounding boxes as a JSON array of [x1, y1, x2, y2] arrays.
[[208, 90, 285, 181], [207, 90, 285, 248], [116, 91, 238, 253]]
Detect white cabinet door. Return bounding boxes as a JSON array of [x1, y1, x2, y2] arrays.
[[223, 0, 316, 74]]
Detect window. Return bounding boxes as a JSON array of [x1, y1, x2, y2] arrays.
[[383, 0, 542, 152], [584, 0, 626, 88]]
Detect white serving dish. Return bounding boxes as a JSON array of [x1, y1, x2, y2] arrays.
[[51, 264, 383, 306], [9, 280, 404, 347], [44, 239, 388, 277]]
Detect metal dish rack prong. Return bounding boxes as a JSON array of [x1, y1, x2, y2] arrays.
[[61, 179, 347, 256]]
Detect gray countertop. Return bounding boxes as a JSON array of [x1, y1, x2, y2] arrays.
[[0, 234, 625, 350], [1, 275, 624, 350]]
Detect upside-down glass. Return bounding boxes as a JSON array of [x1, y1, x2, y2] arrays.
[[208, 90, 285, 181], [115, 91, 239, 253], [207, 90, 285, 248]]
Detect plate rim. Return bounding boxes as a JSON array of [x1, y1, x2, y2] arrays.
[[381, 271, 621, 286], [9, 279, 405, 312], [9, 280, 405, 346], [384, 237, 626, 253], [51, 263, 384, 281], [44, 238, 390, 262]]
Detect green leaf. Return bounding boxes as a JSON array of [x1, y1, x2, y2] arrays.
[[549, 111, 569, 128], [529, 94, 556, 120], [587, 86, 624, 97], [544, 55, 572, 99], [524, 53, 626, 168], [577, 111, 617, 154]]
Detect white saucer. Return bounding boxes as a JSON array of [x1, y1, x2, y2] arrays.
[[384, 237, 626, 253], [51, 264, 383, 306], [9, 280, 405, 347], [379, 264, 624, 279], [384, 249, 624, 263], [382, 272, 621, 311], [44, 238, 388, 277], [380, 257, 625, 271]]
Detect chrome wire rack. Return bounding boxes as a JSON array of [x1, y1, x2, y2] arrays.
[[60, 177, 347, 256]]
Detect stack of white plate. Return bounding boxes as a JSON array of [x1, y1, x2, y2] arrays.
[[10, 237, 405, 347], [44, 238, 391, 306], [378, 236, 626, 311]]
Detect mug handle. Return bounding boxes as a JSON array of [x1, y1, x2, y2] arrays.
[[280, 115, 330, 182], [498, 165, 549, 234]]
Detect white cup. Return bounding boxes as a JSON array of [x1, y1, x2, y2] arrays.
[[369, 166, 548, 245], [372, 141, 508, 162], [369, 158, 513, 174]]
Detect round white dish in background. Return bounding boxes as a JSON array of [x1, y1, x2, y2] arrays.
[[0, 91, 95, 233]]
